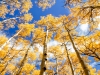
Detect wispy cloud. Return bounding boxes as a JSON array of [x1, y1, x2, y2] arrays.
[[80, 23, 89, 31], [79, 23, 89, 35], [90, 62, 100, 67], [47, 40, 60, 47]]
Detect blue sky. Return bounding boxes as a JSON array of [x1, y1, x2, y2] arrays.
[[1, 0, 70, 37], [30, 0, 70, 21]]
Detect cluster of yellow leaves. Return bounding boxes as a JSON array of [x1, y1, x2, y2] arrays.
[[0, 36, 8, 46], [87, 65, 97, 75], [0, 64, 5, 71], [0, 50, 7, 59], [22, 13, 33, 22], [0, 4, 8, 17], [54, 31, 69, 42], [48, 46, 64, 60], [69, 53, 79, 63], [37, 14, 61, 29], [46, 70, 54, 75], [18, 23, 34, 37], [0, 63, 6, 75], [32, 70, 40, 75], [33, 28, 45, 44], [28, 52, 36, 61], [7, 64, 16, 72], [0, 35, 9, 59], [21, 63, 35, 74], [75, 64, 83, 73], [21, 0, 32, 13], [37, 0, 55, 10]]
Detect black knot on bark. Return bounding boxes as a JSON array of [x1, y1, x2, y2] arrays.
[[45, 58, 47, 61], [44, 53, 47, 56], [43, 67, 46, 71]]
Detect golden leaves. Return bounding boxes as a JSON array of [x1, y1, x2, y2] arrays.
[[23, 13, 33, 22], [0, 35, 8, 46], [21, 0, 33, 13], [37, 0, 55, 10], [32, 70, 40, 75], [33, 28, 45, 44], [0, 64, 5, 71], [37, 14, 61, 29], [7, 64, 16, 71], [0, 4, 8, 17], [21, 63, 35, 74], [18, 23, 34, 37], [0, 50, 7, 59], [28, 52, 36, 61]]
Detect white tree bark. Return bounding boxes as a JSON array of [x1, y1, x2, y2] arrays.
[[0, 28, 23, 51]]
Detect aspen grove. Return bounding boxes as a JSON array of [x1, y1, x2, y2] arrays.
[[0, 0, 100, 75]]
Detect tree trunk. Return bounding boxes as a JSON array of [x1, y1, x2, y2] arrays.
[[40, 28, 48, 75], [64, 25, 89, 75], [64, 43, 74, 75], [66, 29, 89, 75], [0, 28, 23, 51], [14, 42, 33, 75]]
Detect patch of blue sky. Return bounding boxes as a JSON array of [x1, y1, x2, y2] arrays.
[[30, 0, 70, 22], [89, 57, 100, 71]]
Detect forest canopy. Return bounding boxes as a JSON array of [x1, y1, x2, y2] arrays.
[[0, 0, 100, 75]]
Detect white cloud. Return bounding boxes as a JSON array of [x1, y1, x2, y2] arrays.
[[47, 40, 75, 52], [67, 44, 75, 52], [80, 23, 89, 31], [36, 44, 43, 52], [90, 62, 100, 67], [47, 40, 60, 47]]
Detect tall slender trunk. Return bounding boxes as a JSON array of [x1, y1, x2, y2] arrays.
[[15, 49, 29, 75], [66, 29, 89, 75], [40, 28, 48, 75], [0, 28, 23, 51], [14, 42, 33, 75], [64, 43, 74, 75], [64, 26, 89, 75]]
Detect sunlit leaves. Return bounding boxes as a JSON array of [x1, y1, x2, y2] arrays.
[[18, 23, 34, 37], [32, 70, 40, 75], [6, 64, 16, 72], [22, 13, 33, 22], [37, 14, 61, 30], [37, 0, 55, 10], [0, 4, 8, 17], [32, 28, 45, 44], [0, 35, 8, 46], [28, 52, 36, 61], [21, 63, 35, 74], [0, 50, 7, 59], [21, 0, 33, 13], [0, 64, 5, 71]]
